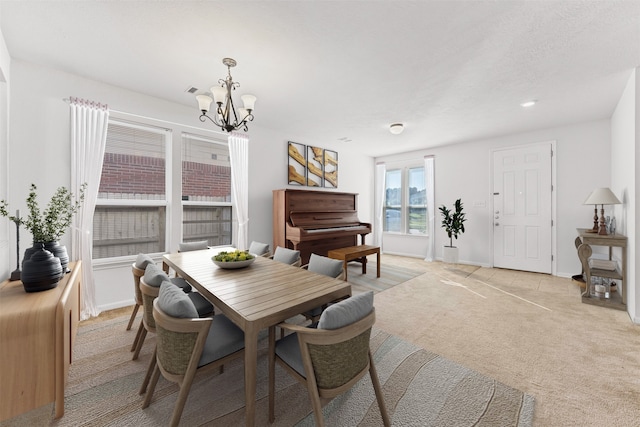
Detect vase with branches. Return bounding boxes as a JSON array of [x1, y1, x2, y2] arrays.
[[1, 183, 86, 279]]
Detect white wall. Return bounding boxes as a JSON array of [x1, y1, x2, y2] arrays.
[[0, 26, 10, 281], [376, 119, 612, 278], [611, 68, 638, 322], [6, 60, 374, 310]]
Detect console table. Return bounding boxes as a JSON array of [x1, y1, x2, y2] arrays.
[[576, 228, 626, 310], [0, 261, 82, 421]]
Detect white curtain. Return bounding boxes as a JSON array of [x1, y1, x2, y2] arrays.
[[374, 162, 386, 249], [228, 132, 249, 251], [69, 97, 109, 320], [424, 156, 435, 261]]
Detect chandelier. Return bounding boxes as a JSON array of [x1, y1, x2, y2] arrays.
[[196, 58, 256, 132]]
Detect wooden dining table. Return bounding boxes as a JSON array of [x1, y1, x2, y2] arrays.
[[162, 249, 351, 427]]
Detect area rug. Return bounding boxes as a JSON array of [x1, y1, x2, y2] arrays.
[[347, 262, 423, 294], [3, 314, 534, 427]]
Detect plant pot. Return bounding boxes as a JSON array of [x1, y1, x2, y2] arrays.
[[443, 246, 459, 264], [21, 243, 63, 292]]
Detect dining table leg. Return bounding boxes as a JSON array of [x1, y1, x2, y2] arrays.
[[244, 325, 259, 427]]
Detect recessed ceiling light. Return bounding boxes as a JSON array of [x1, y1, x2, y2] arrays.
[[520, 100, 537, 107], [389, 123, 404, 135]]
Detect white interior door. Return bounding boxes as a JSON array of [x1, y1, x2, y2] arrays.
[[493, 143, 552, 274]]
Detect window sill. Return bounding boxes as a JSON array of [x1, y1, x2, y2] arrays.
[[383, 232, 429, 238]]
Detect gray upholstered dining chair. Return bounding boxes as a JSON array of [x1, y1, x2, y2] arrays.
[[300, 253, 346, 322], [270, 246, 301, 267], [132, 263, 214, 360], [248, 240, 271, 257], [178, 240, 209, 252], [128, 253, 155, 331], [268, 291, 390, 427], [142, 282, 245, 427]]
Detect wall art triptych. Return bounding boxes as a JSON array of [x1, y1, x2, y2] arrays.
[[287, 141, 338, 188]]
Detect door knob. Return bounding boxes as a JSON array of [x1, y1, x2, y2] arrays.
[[494, 222, 500, 226], [495, 210, 500, 214]]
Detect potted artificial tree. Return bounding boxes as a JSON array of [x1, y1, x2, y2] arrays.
[[439, 198, 466, 264]]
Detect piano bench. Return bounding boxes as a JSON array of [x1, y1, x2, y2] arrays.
[[327, 245, 380, 281]]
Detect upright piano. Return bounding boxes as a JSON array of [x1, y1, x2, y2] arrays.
[[273, 189, 371, 265]]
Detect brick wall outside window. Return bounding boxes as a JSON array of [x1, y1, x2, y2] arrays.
[[99, 153, 231, 196]]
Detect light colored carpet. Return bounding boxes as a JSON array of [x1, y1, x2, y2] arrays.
[[3, 312, 534, 427]]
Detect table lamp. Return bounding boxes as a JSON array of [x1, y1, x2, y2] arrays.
[[583, 188, 621, 235]]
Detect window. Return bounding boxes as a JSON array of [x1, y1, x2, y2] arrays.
[[93, 118, 234, 260], [93, 120, 169, 259], [181, 133, 232, 247], [384, 166, 427, 235]]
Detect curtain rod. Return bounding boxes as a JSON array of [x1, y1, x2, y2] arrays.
[[62, 98, 227, 136]]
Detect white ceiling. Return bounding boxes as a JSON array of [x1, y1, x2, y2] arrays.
[[1, 1, 639, 157]]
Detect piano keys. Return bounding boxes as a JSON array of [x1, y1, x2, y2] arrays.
[[273, 189, 371, 265]]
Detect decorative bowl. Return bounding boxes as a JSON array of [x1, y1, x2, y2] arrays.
[[212, 257, 255, 269], [212, 250, 256, 269]]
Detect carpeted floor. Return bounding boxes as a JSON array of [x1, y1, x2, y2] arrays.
[[2, 311, 533, 427]]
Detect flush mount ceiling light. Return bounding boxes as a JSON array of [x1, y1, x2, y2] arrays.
[[520, 100, 537, 107], [389, 123, 404, 135], [195, 57, 256, 132]]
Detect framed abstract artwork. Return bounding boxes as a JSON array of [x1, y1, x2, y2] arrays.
[[287, 141, 338, 188], [287, 141, 306, 185], [323, 149, 338, 188], [306, 146, 323, 187]]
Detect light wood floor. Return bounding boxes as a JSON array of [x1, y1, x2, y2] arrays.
[[374, 254, 640, 427]]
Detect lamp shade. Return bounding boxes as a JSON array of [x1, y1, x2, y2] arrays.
[[583, 187, 621, 205], [241, 94, 256, 111], [196, 95, 213, 112]]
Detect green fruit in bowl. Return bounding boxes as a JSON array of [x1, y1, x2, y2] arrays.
[[213, 250, 255, 262]]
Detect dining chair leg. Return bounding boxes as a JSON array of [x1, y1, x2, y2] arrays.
[[126, 303, 140, 331], [130, 319, 144, 352], [139, 346, 157, 395], [132, 328, 147, 361], [369, 351, 391, 427], [268, 326, 276, 423], [142, 363, 161, 409], [169, 370, 198, 427], [306, 381, 325, 427]]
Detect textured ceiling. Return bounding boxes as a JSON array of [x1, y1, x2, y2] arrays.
[[1, 1, 639, 157]]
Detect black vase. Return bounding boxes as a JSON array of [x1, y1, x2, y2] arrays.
[[44, 241, 70, 273], [21, 243, 63, 292], [22, 241, 69, 274]]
